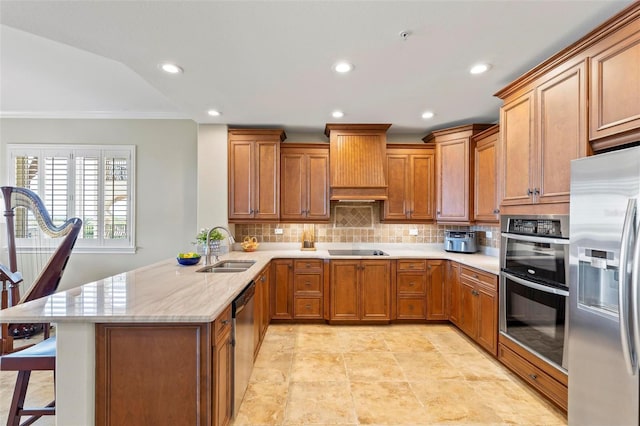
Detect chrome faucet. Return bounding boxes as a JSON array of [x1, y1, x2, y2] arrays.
[[204, 226, 236, 265]]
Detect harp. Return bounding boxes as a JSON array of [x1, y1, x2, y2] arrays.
[[1, 186, 82, 353]]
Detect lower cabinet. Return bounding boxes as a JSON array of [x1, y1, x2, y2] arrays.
[[447, 261, 461, 326], [330, 260, 391, 322], [395, 259, 446, 321], [254, 264, 271, 359], [95, 305, 233, 426], [293, 259, 324, 319], [456, 265, 498, 356], [498, 338, 568, 411], [271, 259, 294, 320]]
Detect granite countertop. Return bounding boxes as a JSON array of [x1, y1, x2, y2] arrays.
[[0, 245, 499, 324]]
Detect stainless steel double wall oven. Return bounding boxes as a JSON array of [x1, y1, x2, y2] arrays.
[[499, 215, 570, 372]]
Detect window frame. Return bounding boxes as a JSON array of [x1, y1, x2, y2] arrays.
[[6, 144, 136, 254]]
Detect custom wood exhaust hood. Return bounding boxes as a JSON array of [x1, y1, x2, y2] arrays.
[[324, 123, 391, 201]]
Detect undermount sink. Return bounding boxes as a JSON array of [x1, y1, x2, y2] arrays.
[[196, 260, 256, 273]]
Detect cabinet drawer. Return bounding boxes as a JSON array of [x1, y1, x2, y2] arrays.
[[460, 266, 497, 291], [498, 344, 567, 410], [294, 259, 323, 272], [294, 274, 322, 294], [214, 304, 232, 342], [397, 260, 427, 271], [294, 297, 322, 318], [397, 274, 426, 294], [397, 297, 427, 320]]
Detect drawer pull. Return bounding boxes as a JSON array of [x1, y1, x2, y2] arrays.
[[306, 263, 311, 268], [305, 281, 311, 286], [221, 319, 230, 325], [529, 374, 538, 380], [409, 282, 415, 286], [305, 304, 312, 309]]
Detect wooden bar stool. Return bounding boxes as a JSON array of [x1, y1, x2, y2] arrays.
[[0, 336, 56, 426]]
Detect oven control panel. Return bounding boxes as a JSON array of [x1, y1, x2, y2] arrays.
[[503, 216, 568, 238]]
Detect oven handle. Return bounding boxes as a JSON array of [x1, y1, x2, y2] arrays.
[[619, 198, 637, 375], [502, 271, 569, 297], [501, 232, 569, 245]]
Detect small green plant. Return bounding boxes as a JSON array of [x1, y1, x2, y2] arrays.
[[195, 228, 224, 244]]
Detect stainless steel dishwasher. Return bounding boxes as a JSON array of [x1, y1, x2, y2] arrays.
[[232, 280, 255, 417]]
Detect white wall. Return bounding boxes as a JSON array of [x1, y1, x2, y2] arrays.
[[0, 118, 199, 290], [197, 124, 229, 231]]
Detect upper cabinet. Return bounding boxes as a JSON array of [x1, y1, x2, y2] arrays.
[[498, 59, 589, 214], [228, 128, 286, 222], [473, 125, 500, 223], [280, 144, 330, 222], [325, 124, 390, 201], [423, 124, 493, 224], [383, 145, 435, 222], [588, 16, 640, 150]]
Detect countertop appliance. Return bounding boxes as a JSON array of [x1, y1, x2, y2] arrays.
[[569, 145, 640, 425], [499, 215, 570, 372], [328, 249, 388, 256], [444, 230, 478, 253], [232, 281, 255, 418]]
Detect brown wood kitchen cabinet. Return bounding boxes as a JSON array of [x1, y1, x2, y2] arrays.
[[271, 259, 294, 320], [383, 145, 435, 222], [396, 259, 427, 320], [498, 59, 588, 214], [228, 128, 285, 222], [254, 264, 271, 359], [588, 10, 640, 149], [280, 144, 330, 222], [446, 261, 461, 326], [95, 305, 233, 426], [473, 125, 500, 223], [458, 265, 498, 356], [330, 259, 391, 322], [293, 259, 324, 319], [423, 124, 493, 224]]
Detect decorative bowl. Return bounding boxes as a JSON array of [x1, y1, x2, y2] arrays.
[[241, 236, 259, 252], [177, 253, 201, 266]]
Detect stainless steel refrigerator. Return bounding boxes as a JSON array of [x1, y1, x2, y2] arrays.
[[569, 145, 640, 425]]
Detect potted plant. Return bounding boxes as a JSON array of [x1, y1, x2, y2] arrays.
[[194, 228, 224, 255]]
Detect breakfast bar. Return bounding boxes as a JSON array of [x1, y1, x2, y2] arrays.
[[0, 246, 498, 425]]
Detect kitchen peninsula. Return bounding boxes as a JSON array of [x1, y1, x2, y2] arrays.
[[0, 246, 497, 425]]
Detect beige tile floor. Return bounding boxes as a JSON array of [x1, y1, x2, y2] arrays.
[[0, 324, 568, 425], [232, 323, 568, 426]]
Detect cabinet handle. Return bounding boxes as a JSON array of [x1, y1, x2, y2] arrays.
[[526, 188, 533, 196], [529, 374, 538, 381], [288, 264, 293, 269], [250, 209, 255, 214], [261, 275, 266, 282], [305, 281, 311, 286], [221, 319, 230, 325], [305, 304, 312, 309], [493, 208, 500, 214], [474, 274, 479, 279], [428, 265, 431, 269], [436, 210, 441, 215], [534, 188, 540, 195], [409, 282, 415, 286], [306, 263, 311, 268]]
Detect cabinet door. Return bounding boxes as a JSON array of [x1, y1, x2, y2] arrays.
[[437, 138, 471, 222], [260, 266, 271, 339], [360, 260, 391, 321], [254, 141, 279, 220], [589, 24, 640, 142], [280, 151, 306, 220], [500, 91, 535, 206], [228, 141, 254, 220], [271, 259, 293, 320], [410, 153, 435, 221], [384, 154, 410, 221], [426, 260, 447, 320], [447, 262, 461, 326], [474, 131, 499, 222], [253, 276, 263, 358], [214, 329, 233, 426], [536, 60, 588, 205], [330, 260, 360, 321], [306, 152, 330, 220], [476, 285, 498, 356], [459, 280, 477, 338]]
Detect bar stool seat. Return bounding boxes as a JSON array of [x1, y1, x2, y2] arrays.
[[0, 336, 56, 426]]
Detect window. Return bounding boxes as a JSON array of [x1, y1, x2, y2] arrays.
[[7, 144, 136, 253]]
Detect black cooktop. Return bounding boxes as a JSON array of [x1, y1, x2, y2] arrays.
[[328, 249, 389, 256]]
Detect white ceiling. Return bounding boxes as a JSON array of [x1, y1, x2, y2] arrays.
[[0, 0, 635, 136]]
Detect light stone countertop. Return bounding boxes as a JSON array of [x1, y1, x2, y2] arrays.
[[0, 244, 499, 324]]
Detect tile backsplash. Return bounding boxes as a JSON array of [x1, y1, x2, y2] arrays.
[[234, 202, 499, 249]]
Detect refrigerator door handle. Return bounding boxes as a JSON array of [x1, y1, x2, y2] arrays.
[[619, 198, 637, 375]]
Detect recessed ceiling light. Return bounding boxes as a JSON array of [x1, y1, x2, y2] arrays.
[[159, 62, 183, 74], [333, 62, 354, 74], [421, 111, 435, 119], [470, 63, 491, 75], [207, 109, 221, 117], [332, 110, 344, 118]]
